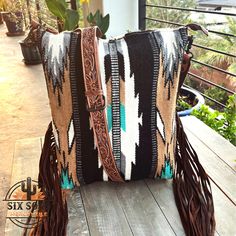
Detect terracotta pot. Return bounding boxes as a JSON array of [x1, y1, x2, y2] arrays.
[[3, 11, 25, 36], [19, 41, 41, 65]]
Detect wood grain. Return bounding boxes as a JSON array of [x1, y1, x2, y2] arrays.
[[67, 188, 90, 236], [5, 115, 236, 235], [80, 182, 133, 236], [145, 179, 185, 236], [181, 116, 236, 171], [184, 125, 236, 204], [115, 180, 175, 236], [211, 181, 236, 235], [5, 137, 41, 236]]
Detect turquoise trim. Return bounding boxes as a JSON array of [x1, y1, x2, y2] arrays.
[[107, 105, 112, 132], [120, 103, 126, 132], [107, 104, 126, 132], [160, 159, 173, 179], [61, 169, 74, 189]]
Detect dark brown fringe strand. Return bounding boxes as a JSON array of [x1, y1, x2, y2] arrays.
[[24, 122, 68, 236], [173, 115, 215, 236]]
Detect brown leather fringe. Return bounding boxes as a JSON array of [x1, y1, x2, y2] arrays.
[[173, 116, 215, 236], [24, 122, 68, 236]]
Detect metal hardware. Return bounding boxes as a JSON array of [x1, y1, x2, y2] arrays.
[[86, 95, 106, 112]]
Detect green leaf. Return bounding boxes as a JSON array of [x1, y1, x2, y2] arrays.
[[45, 0, 67, 20], [64, 9, 79, 30], [87, 12, 94, 24], [76, 0, 81, 8], [94, 10, 101, 24], [100, 14, 110, 35]]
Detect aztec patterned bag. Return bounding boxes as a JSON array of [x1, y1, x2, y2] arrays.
[[28, 25, 215, 236]]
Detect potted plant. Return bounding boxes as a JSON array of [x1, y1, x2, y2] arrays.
[[45, 0, 80, 31], [19, 0, 85, 65], [45, 0, 109, 38], [18, 0, 81, 65], [2, 0, 25, 36], [19, 1, 41, 65], [177, 86, 205, 117], [19, 27, 41, 65]]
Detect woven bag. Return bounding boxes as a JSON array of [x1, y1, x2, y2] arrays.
[[27, 25, 215, 236]]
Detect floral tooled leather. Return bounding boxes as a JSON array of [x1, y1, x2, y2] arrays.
[[81, 27, 124, 182]]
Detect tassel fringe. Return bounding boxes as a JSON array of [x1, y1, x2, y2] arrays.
[[24, 118, 215, 235], [24, 122, 68, 236], [173, 116, 215, 236]]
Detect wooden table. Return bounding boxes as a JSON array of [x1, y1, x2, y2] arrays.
[[5, 116, 236, 236]]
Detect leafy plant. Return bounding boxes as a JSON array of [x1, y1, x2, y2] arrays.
[[223, 94, 236, 144], [1, 0, 24, 27], [193, 17, 236, 77], [4, 0, 23, 13], [192, 94, 236, 146], [177, 98, 192, 111], [185, 16, 235, 109], [87, 10, 109, 38], [204, 85, 229, 109], [45, 0, 79, 31]]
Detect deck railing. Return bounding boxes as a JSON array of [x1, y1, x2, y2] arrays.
[[25, 0, 57, 28], [139, 0, 236, 109], [22, 0, 235, 109]]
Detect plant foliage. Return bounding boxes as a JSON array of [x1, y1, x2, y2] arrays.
[[192, 94, 236, 146], [204, 85, 229, 108], [193, 17, 236, 76], [45, 0, 79, 31], [87, 10, 109, 38], [177, 98, 192, 112]]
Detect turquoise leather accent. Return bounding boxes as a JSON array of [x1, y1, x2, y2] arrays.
[[160, 159, 173, 179], [120, 103, 126, 132], [107, 104, 126, 132], [61, 169, 74, 189], [107, 105, 112, 132]]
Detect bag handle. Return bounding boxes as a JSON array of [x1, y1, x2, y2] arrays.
[[179, 24, 208, 89], [80, 27, 124, 182]]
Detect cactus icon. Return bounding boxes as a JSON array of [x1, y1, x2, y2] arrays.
[[21, 177, 37, 200]]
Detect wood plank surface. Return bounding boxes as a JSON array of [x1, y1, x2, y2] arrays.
[[183, 125, 236, 204], [181, 116, 236, 171], [145, 179, 185, 236], [80, 182, 133, 236], [67, 189, 90, 236], [146, 177, 236, 236], [5, 137, 41, 236], [6, 115, 236, 236], [211, 181, 236, 235], [115, 180, 175, 236], [5, 137, 90, 236]]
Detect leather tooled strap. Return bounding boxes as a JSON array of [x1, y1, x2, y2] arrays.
[[81, 27, 124, 182]]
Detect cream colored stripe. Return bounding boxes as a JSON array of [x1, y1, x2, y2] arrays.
[[97, 38, 109, 181]]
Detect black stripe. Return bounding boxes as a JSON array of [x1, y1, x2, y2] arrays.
[[148, 32, 160, 178], [125, 32, 154, 180], [116, 40, 125, 82], [69, 33, 84, 184]]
